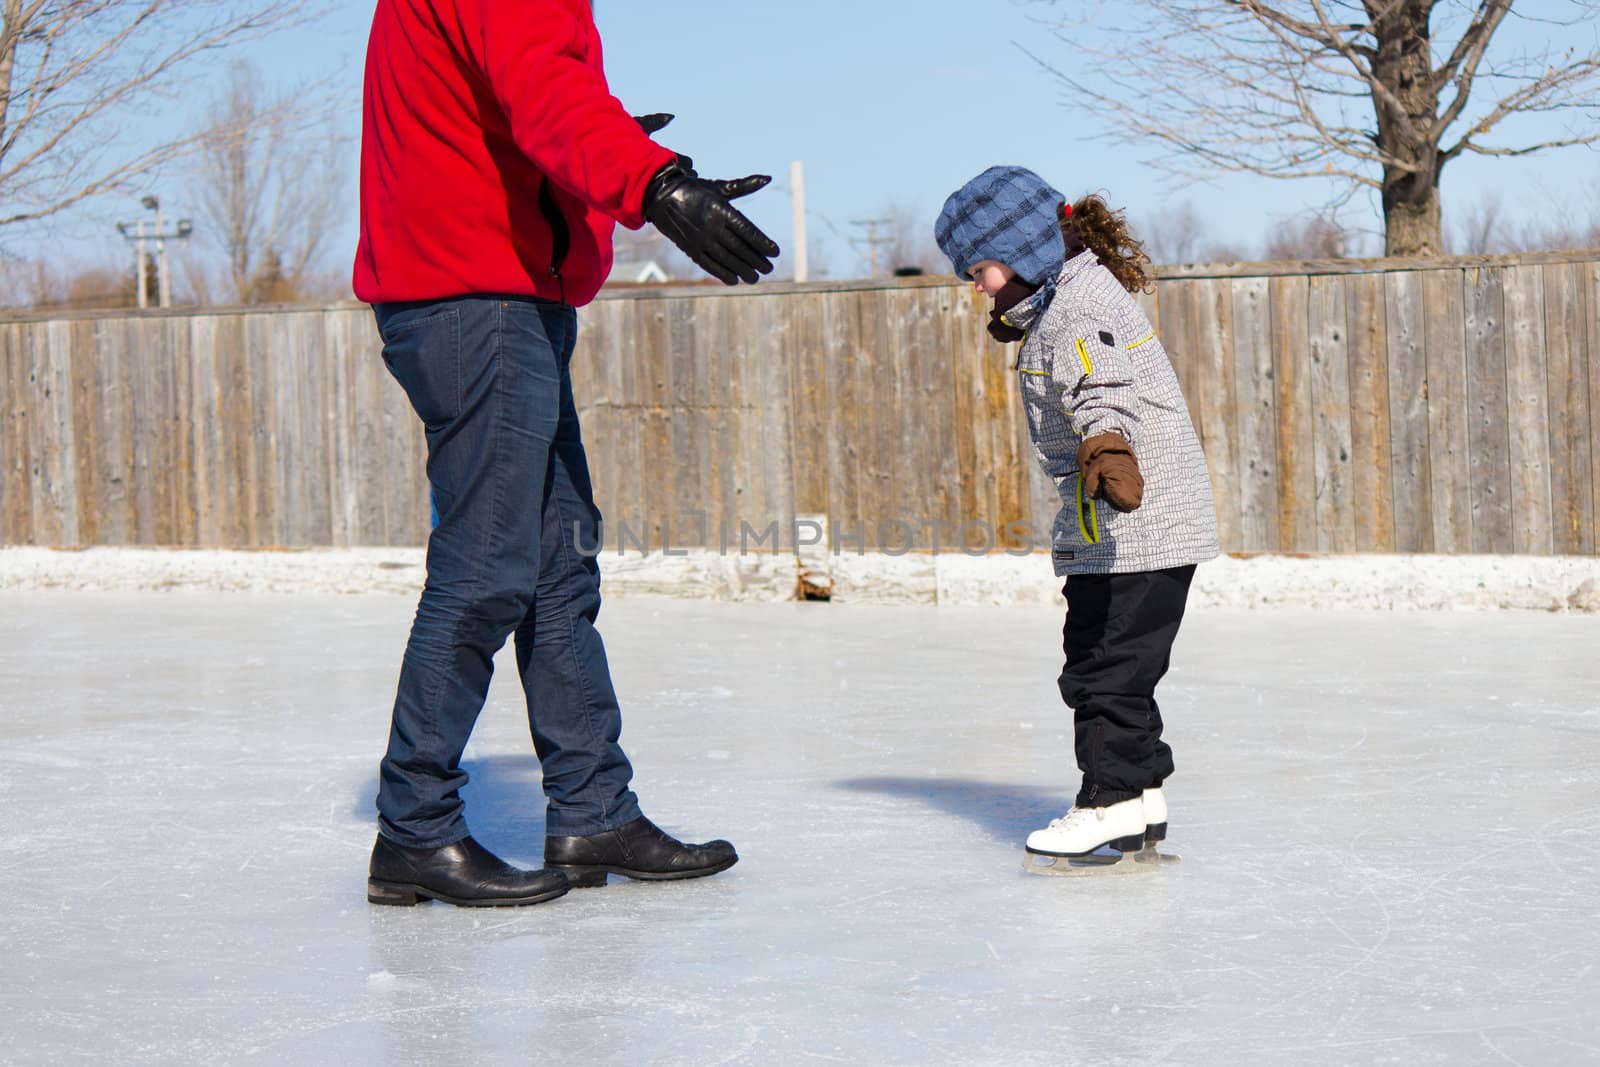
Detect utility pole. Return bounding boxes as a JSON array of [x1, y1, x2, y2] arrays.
[[790, 160, 808, 283], [849, 217, 893, 278], [116, 196, 194, 309], [135, 218, 149, 309], [154, 198, 170, 309]]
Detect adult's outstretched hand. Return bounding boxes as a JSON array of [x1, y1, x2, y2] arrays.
[[643, 161, 780, 286]]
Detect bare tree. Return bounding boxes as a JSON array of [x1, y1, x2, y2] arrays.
[[1030, 1, 1600, 256], [190, 60, 345, 304], [1140, 201, 1204, 265], [0, 252, 51, 305], [800, 238, 833, 281], [1128, 200, 1261, 264], [175, 241, 216, 304], [0, 0, 313, 230], [878, 200, 942, 276], [1512, 187, 1600, 251], [1264, 213, 1351, 259], [0, 254, 139, 308], [1450, 190, 1510, 253], [53, 262, 136, 308], [1139, 199, 1268, 264], [1448, 180, 1600, 253]]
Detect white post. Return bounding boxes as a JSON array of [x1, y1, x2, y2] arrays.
[[155, 204, 171, 309], [135, 219, 148, 310], [790, 160, 808, 283]]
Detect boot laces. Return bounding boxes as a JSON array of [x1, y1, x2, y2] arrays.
[[1046, 807, 1101, 831]]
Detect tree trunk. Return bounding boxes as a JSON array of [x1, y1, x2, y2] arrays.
[[1383, 183, 1442, 256], [1369, 1, 1444, 256]]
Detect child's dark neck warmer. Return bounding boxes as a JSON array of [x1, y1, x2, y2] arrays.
[[988, 276, 1039, 343]]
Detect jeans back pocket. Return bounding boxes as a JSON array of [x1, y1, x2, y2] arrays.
[[379, 306, 462, 431]]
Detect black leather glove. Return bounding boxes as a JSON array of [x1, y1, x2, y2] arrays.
[[633, 113, 674, 135], [633, 113, 693, 172], [643, 160, 780, 285]]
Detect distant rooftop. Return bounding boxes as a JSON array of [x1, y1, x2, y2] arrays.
[[605, 259, 671, 285]]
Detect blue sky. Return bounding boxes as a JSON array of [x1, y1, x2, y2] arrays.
[[29, 0, 1600, 282]]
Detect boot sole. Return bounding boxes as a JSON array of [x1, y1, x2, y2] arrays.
[[367, 878, 570, 907], [1023, 844, 1180, 876], [1145, 821, 1167, 844], [550, 855, 738, 888], [1025, 831, 1147, 858]]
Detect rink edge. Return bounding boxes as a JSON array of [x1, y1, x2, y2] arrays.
[[2, 547, 1599, 612]]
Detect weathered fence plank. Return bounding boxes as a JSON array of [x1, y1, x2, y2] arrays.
[[1464, 267, 1513, 553], [1192, 278, 1242, 553], [2, 325, 30, 540], [1231, 277, 1278, 552], [1422, 270, 1469, 554], [188, 316, 222, 548], [1308, 275, 1354, 552], [665, 296, 702, 546], [169, 317, 198, 546], [69, 319, 102, 545], [37, 321, 78, 544], [914, 287, 955, 543], [786, 291, 830, 522], [822, 290, 865, 549], [1345, 273, 1394, 552], [351, 312, 395, 546], [1383, 272, 1432, 552], [1503, 265, 1553, 555], [1163, 280, 1207, 450], [1542, 262, 1593, 555], [1271, 275, 1316, 551], [1589, 263, 1600, 555], [325, 311, 357, 548], [159, 320, 184, 544]]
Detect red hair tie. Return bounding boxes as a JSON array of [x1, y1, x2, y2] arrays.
[[1060, 202, 1073, 220]]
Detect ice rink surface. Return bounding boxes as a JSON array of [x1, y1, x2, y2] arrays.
[[2, 590, 1598, 1066]]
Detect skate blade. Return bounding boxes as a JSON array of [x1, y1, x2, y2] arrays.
[[1022, 844, 1180, 877]]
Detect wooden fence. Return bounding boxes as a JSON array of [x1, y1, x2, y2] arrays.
[[2, 250, 1596, 555]]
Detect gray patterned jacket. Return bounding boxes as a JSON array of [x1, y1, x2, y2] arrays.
[[1002, 251, 1220, 576]]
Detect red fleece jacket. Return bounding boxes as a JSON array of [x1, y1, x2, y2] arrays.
[[353, 0, 677, 307]]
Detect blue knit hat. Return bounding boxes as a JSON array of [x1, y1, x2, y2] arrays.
[[935, 166, 1067, 286]]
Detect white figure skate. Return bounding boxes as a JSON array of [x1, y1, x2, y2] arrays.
[[1023, 794, 1179, 876], [1143, 786, 1167, 844]]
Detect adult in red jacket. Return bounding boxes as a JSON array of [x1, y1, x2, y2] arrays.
[[359, 0, 779, 910]]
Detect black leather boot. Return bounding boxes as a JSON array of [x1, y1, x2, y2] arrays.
[[545, 816, 738, 887], [368, 833, 570, 907]]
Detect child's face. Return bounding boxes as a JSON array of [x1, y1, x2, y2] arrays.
[[967, 260, 1015, 297]]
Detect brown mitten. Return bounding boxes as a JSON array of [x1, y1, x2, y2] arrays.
[[1077, 432, 1144, 512]]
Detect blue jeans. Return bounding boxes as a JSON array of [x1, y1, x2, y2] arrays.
[[373, 295, 641, 847]]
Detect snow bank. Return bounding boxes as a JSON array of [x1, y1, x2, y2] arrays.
[[3, 546, 1599, 613]]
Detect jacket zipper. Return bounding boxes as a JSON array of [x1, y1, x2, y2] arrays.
[[1075, 474, 1102, 545], [537, 178, 571, 294]]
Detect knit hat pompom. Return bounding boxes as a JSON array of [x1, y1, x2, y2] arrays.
[[934, 166, 1067, 286]]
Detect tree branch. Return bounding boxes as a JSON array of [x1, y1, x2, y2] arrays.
[[0, 0, 313, 228], [1432, 0, 1512, 136], [1442, 50, 1600, 161]]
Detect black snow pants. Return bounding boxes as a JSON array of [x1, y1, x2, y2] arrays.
[[1058, 564, 1196, 807]]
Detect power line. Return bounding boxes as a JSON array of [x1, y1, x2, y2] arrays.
[[849, 217, 893, 278]]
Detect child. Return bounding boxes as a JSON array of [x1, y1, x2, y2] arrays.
[[935, 166, 1219, 866]]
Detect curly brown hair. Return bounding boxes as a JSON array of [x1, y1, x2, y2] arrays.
[[1059, 195, 1153, 294]]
